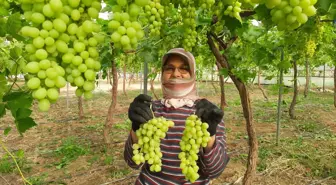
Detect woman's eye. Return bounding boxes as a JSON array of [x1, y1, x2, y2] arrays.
[[181, 67, 189, 71]]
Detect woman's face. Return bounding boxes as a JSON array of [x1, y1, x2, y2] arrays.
[[162, 55, 191, 81]]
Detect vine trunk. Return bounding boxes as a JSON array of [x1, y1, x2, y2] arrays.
[[207, 33, 258, 185], [289, 60, 298, 119], [104, 59, 118, 144]]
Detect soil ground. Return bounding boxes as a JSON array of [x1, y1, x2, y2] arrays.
[[0, 80, 335, 185]]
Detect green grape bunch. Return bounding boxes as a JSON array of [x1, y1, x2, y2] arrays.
[[265, 0, 318, 30], [0, 0, 10, 15], [181, 4, 197, 51], [179, 115, 211, 183], [306, 39, 316, 58], [142, 0, 165, 37], [108, 0, 146, 51], [198, 0, 215, 9], [224, 1, 242, 22], [132, 117, 175, 172], [19, 0, 103, 111]]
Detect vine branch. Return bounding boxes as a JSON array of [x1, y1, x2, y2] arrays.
[[240, 11, 256, 18], [0, 139, 32, 185], [209, 31, 238, 51], [7, 57, 23, 93]]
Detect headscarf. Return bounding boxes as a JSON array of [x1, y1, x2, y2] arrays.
[[160, 48, 199, 108]]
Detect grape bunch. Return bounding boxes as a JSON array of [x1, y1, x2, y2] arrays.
[[0, 0, 10, 15], [266, 0, 318, 30], [108, 0, 146, 51], [306, 39, 316, 58], [245, 0, 263, 4], [132, 117, 175, 172], [181, 5, 197, 51], [198, 0, 215, 9], [19, 0, 102, 111], [224, 1, 242, 22], [179, 115, 211, 183], [142, 0, 165, 37], [213, 1, 224, 19]]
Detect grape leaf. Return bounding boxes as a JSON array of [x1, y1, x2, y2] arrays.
[[254, 4, 270, 20], [0, 21, 6, 37], [0, 7, 8, 16], [222, 16, 242, 34], [0, 103, 5, 118], [15, 117, 37, 134], [16, 108, 32, 120], [318, 0, 332, 12], [219, 68, 229, 77], [11, 33, 25, 42], [4, 91, 33, 118], [10, 46, 22, 60], [0, 73, 7, 99], [6, 13, 21, 35], [196, 16, 212, 26]]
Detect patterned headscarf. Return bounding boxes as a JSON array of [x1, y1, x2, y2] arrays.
[[161, 48, 199, 108]]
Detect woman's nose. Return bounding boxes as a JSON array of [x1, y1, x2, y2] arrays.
[[171, 68, 182, 78]]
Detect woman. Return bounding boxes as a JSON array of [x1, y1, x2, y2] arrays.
[[124, 48, 229, 184]]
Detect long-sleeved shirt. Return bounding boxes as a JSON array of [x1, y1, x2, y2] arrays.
[[124, 100, 230, 185]]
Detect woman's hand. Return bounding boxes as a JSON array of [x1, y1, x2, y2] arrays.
[[195, 99, 224, 136], [128, 94, 153, 131]]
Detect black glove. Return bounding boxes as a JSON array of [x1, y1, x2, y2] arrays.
[[195, 99, 224, 136], [128, 94, 153, 131]]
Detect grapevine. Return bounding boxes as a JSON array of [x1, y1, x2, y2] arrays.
[[179, 115, 211, 183]]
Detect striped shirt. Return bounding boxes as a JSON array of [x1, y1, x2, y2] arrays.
[[124, 100, 230, 185]]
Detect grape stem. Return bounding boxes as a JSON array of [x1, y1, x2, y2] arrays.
[[0, 139, 32, 185], [150, 103, 155, 118]]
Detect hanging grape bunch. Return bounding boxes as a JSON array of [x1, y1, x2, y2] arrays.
[[198, 0, 215, 9], [213, 1, 224, 19], [224, 1, 242, 22], [132, 117, 175, 172], [265, 0, 317, 30], [161, 0, 180, 24], [20, 0, 102, 111], [180, 1, 197, 51], [0, 0, 10, 15], [142, 0, 165, 37], [179, 115, 211, 183], [109, 0, 147, 51], [306, 38, 316, 58]]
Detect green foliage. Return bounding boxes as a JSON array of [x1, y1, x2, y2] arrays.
[[0, 149, 30, 173], [27, 173, 48, 185], [113, 119, 131, 130], [84, 123, 104, 132], [111, 168, 131, 178], [54, 137, 89, 169], [103, 154, 114, 165], [318, 0, 334, 15], [0, 12, 23, 40], [0, 91, 36, 135]]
